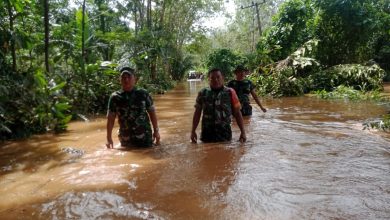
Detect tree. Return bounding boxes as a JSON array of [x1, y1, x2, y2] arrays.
[[206, 48, 247, 79], [314, 0, 390, 66], [43, 0, 49, 73], [264, 0, 315, 61]]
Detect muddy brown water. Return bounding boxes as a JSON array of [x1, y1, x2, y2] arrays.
[[1, 82, 389, 219]]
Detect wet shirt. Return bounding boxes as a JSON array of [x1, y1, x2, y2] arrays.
[[227, 79, 255, 106], [195, 86, 241, 142], [107, 88, 154, 147]]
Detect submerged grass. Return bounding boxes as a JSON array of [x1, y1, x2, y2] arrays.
[[313, 85, 385, 101], [314, 85, 390, 132], [363, 114, 390, 132]]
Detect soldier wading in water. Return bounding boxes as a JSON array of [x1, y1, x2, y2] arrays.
[[106, 67, 160, 148], [191, 68, 246, 143], [227, 65, 267, 116]]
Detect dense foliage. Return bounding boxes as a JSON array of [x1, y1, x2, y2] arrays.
[[248, 0, 389, 97], [0, 0, 224, 140], [206, 48, 247, 79], [309, 64, 385, 92], [263, 0, 316, 62], [0, 63, 71, 140]]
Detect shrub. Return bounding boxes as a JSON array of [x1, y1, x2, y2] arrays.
[[309, 64, 385, 91], [249, 68, 307, 97], [1, 68, 71, 140]]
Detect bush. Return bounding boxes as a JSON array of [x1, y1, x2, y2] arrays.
[[1, 68, 71, 140], [66, 62, 120, 115], [249, 68, 308, 97], [309, 64, 385, 91]]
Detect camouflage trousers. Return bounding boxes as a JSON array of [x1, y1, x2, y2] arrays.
[[241, 103, 252, 116], [118, 130, 153, 147], [200, 125, 232, 143]]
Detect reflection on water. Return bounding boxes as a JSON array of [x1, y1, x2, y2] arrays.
[[0, 82, 389, 219]]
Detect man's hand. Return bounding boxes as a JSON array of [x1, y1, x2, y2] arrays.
[[106, 112, 116, 149], [106, 137, 114, 149], [239, 133, 247, 143], [261, 107, 267, 113], [153, 131, 161, 145], [191, 131, 198, 143]]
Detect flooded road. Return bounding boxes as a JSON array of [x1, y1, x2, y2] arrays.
[[1, 82, 389, 219]]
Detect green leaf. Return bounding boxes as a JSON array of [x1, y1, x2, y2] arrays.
[[55, 102, 71, 112], [34, 69, 47, 88], [11, 0, 24, 13], [49, 81, 66, 92], [62, 115, 72, 124]]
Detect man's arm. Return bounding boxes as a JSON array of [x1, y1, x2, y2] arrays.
[[232, 107, 246, 142], [148, 109, 160, 145], [230, 88, 246, 142], [251, 89, 266, 113], [191, 107, 202, 143], [106, 112, 116, 148]]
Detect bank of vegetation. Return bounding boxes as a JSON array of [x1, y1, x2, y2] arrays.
[[1, 0, 389, 140], [207, 0, 389, 132]]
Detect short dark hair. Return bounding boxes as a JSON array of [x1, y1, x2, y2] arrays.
[[234, 65, 248, 73], [208, 68, 224, 77]]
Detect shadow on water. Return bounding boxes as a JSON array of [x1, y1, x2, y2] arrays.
[[1, 81, 390, 219], [0, 134, 75, 176]]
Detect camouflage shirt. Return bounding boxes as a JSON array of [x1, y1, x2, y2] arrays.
[[108, 88, 154, 147], [195, 86, 241, 142], [227, 79, 255, 115]]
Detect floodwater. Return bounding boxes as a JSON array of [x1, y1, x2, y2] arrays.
[[1, 82, 389, 219]]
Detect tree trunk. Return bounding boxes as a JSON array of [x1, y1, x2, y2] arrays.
[[133, 6, 138, 35], [97, 0, 109, 60], [159, 0, 166, 28], [6, 0, 16, 71], [137, 0, 145, 30], [44, 0, 50, 73], [147, 0, 152, 29], [81, 0, 86, 75], [81, 0, 88, 113]]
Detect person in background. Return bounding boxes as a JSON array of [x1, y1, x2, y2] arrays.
[[227, 65, 267, 116], [106, 67, 160, 148], [191, 68, 246, 143]]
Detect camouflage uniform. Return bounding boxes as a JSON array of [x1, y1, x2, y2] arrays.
[[107, 88, 154, 147], [227, 79, 255, 116], [195, 86, 239, 142]]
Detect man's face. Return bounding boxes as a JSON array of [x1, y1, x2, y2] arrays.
[[209, 71, 224, 89], [121, 73, 136, 91], [234, 70, 246, 80]]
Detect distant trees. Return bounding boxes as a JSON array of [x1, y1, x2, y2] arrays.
[[206, 48, 247, 79]]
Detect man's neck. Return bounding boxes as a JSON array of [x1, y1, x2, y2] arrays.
[[122, 87, 134, 92], [211, 86, 224, 91]]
